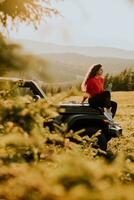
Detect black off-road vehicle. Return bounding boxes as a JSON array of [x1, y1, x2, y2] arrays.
[[0, 77, 122, 150]]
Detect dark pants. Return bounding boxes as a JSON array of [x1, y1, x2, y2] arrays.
[[88, 91, 117, 117]]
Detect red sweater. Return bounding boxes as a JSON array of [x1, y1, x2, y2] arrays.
[[86, 76, 104, 97]]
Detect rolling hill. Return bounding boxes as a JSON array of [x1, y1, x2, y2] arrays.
[[39, 53, 134, 82], [12, 39, 134, 82], [15, 39, 134, 59]]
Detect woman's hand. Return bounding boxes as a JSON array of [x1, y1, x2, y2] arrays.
[[81, 92, 91, 105]]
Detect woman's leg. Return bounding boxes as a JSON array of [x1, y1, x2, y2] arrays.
[[110, 101, 117, 118], [88, 92, 117, 118], [88, 91, 111, 109]]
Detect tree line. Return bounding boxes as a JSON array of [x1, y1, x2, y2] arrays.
[[105, 68, 134, 91]]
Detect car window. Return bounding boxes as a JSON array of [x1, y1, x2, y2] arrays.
[[0, 80, 34, 98], [13, 87, 34, 97]]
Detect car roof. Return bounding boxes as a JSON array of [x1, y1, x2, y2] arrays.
[[0, 77, 31, 82], [0, 77, 47, 100]]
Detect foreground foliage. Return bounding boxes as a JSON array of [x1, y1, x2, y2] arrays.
[[0, 34, 50, 80], [0, 90, 133, 200], [0, 0, 61, 29]]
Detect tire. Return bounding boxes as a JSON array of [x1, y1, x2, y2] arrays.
[[68, 119, 108, 151], [97, 131, 108, 151]]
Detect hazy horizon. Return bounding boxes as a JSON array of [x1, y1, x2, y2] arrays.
[[13, 38, 134, 51]]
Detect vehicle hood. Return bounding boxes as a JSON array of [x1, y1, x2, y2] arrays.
[[58, 102, 102, 115]]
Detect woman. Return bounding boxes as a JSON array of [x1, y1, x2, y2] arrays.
[[81, 64, 117, 118]]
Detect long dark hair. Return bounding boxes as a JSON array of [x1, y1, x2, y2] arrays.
[[88, 64, 102, 79]]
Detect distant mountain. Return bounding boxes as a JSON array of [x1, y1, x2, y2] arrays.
[[14, 39, 134, 59], [11, 39, 134, 82], [40, 53, 134, 82]]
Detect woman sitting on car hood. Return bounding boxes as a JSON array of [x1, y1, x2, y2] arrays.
[[81, 64, 117, 118]]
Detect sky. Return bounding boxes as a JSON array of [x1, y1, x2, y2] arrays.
[[8, 0, 134, 50]]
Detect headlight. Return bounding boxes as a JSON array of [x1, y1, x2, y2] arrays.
[[108, 124, 122, 137]]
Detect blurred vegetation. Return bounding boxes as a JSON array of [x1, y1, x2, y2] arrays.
[[105, 68, 134, 91], [0, 84, 133, 199], [41, 81, 81, 96], [0, 0, 62, 79], [0, 0, 60, 29], [0, 33, 52, 80]]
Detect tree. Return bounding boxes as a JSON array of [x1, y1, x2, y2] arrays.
[[0, 0, 61, 29], [0, 0, 62, 76], [105, 68, 134, 91], [0, 33, 49, 79]]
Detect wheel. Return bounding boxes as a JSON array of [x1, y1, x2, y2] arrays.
[[68, 119, 109, 151]]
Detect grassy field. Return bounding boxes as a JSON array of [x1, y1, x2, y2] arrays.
[[111, 91, 134, 136]]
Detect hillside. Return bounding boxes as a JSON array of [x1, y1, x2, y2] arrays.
[[14, 39, 134, 59], [40, 53, 134, 82], [11, 39, 134, 82]]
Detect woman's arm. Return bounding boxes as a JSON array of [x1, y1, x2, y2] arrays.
[[81, 67, 92, 92], [81, 92, 91, 104]]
